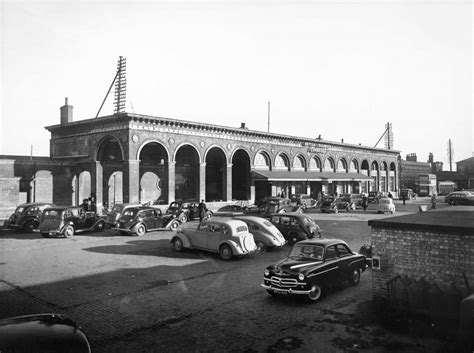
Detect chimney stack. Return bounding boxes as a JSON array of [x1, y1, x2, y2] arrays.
[[60, 97, 73, 124], [240, 122, 248, 129]]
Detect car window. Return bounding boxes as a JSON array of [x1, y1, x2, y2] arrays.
[[290, 218, 299, 226], [208, 224, 221, 233], [71, 209, 80, 217], [289, 244, 324, 260], [336, 244, 352, 257], [236, 225, 248, 233], [221, 226, 229, 235], [270, 216, 280, 224], [325, 246, 337, 260], [280, 217, 291, 226]]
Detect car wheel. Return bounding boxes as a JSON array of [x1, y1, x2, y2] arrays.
[[173, 238, 184, 252], [307, 284, 323, 302], [95, 221, 105, 232], [256, 240, 267, 252], [135, 224, 146, 236], [24, 220, 37, 233], [349, 269, 361, 285], [41, 233, 49, 238], [288, 233, 300, 246], [169, 220, 179, 231], [179, 214, 188, 223], [219, 244, 233, 260], [63, 225, 74, 238]]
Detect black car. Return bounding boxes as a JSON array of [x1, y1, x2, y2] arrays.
[[319, 197, 355, 213], [4, 202, 54, 232], [262, 238, 367, 302], [260, 197, 304, 215], [115, 206, 180, 236], [0, 313, 91, 353], [38, 206, 106, 238], [444, 191, 474, 206], [166, 200, 212, 223], [269, 213, 321, 245]]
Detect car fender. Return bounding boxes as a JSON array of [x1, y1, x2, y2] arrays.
[[89, 218, 105, 230], [59, 221, 75, 233], [171, 232, 192, 248], [219, 239, 243, 253]]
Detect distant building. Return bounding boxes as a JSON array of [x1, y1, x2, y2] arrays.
[[456, 156, 474, 189]]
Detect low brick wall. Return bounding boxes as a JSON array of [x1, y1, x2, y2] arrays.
[[369, 210, 474, 318]]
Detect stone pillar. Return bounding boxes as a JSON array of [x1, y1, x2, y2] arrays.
[[226, 163, 232, 201], [306, 184, 311, 196], [168, 161, 175, 203], [250, 179, 256, 204], [199, 163, 206, 201], [124, 160, 140, 203], [94, 162, 103, 212], [271, 184, 277, 196]]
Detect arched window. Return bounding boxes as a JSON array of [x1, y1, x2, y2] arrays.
[[293, 155, 305, 170], [254, 152, 270, 169], [324, 158, 335, 171], [309, 157, 321, 171], [275, 154, 289, 169]]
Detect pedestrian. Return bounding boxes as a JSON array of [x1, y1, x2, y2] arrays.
[[198, 199, 207, 222], [402, 193, 406, 205], [362, 195, 368, 212], [431, 194, 437, 210]]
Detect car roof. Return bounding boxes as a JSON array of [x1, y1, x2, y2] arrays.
[[234, 215, 271, 224], [296, 238, 349, 248], [269, 212, 307, 218], [18, 202, 53, 207], [202, 218, 248, 230]]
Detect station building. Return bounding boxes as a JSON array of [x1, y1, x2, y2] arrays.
[[0, 99, 400, 213]]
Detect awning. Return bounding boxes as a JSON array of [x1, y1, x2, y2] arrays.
[[251, 170, 372, 182]]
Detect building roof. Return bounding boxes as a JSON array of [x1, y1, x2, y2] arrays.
[[368, 209, 474, 235]]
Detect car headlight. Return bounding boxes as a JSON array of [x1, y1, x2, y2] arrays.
[[298, 273, 305, 281], [264, 269, 270, 276]]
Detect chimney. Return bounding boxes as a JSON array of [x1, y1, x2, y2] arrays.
[[240, 122, 248, 129], [60, 97, 73, 124]]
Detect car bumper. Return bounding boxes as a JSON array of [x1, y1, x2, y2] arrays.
[[261, 283, 312, 295]]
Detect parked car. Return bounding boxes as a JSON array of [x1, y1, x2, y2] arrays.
[[400, 188, 417, 200], [319, 197, 354, 213], [38, 206, 106, 238], [0, 313, 91, 353], [171, 218, 257, 260], [105, 203, 142, 227], [290, 194, 317, 210], [166, 200, 212, 223], [261, 238, 368, 302], [114, 206, 180, 235], [341, 193, 363, 209], [377, 197, 396, 214], [4, 202, 54, 232], [269, 213, 321, 245], [233, 215, 286, 251], [444, 191, 474, 206], [210, 204, 248, 217], [261, 197, 304, 215], [368, 191, 383, 203]]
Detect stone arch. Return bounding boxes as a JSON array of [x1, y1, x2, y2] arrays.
[[293, 154, 306, 171], [96, 135, 125, 162], [361, 159, 370, 171], [32, 170, 53, 203], [337, 157, 348, 172], [253, 150, 271, 170], [175, 144, 200, 201], [350, 159, 359, 172], [205, 146, 227, 201], [324, 156, 335, 171], [309, 155, 322, 171], [138, 141, 169, 203], [274, 152, 290, 170], [232, 149, 251, 200], [136, 139, 171, 162]]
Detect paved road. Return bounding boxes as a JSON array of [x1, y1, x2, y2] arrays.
[[0, 199, 456, 352]]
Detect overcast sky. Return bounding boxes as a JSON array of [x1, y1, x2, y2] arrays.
[[1, 0, 472, 168]]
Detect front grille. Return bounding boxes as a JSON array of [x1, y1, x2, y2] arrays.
[[268, 276, 300, 289]]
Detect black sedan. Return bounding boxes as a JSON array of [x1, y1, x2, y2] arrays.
[[261, 238, 367, 302], [115, 206, 180, 236], [319, 197, 355, 213]]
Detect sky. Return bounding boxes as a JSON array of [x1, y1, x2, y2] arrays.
[[1, 0, 472, 169]]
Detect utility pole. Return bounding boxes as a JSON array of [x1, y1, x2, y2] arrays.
[[447, 139, 454, 172]]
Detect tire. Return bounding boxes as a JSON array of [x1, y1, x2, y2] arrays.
[[135, 224, 146, 236], [349, 269, 361, 285], [307, 284, 323, 302], [41, 233, 49, 238], [288, 233, 300, 246], [24, 220, 37, 233], [63, 225, 75, 238], [256, 240, 267, 252], [173, 238, 184, 252], [95, 221, 105, 232], [169, 220, 179, 231], [179, 214, 188, 223], [219, 244, 233, 260]]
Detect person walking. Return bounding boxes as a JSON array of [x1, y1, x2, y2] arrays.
[[198, 199, 207, 222], [431, 194, 437, 210], [362, 194, 368, 212], [401, 193, 406, 205]]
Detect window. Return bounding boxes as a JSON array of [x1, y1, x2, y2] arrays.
[[280, 217, 291, 226], [336, 244, 351, 257], [290, 218, 299, 226], [325, 246, 337, 260]]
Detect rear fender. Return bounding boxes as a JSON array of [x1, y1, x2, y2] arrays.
[[219, 239, 241, 252], [171, 232, 192, 248]]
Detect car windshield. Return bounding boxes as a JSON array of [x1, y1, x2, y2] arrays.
[[15, 206, 25, 213], [380, 199, 390, 204], [288, 244, 324, 260], [111, 205, 125, 213], [302, 217, 315, 224]]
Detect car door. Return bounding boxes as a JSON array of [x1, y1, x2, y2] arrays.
[[322, 245, 341, 284], [73, 208, 87, 229], [152, 209, 165, 228], [190, 222, 209, 249], [277, 216, 292, 237], [335, 243, 355, 280], [207, 223, 225, 251]]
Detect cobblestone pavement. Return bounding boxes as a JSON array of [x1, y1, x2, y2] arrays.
[[0, 200, 459, 352]]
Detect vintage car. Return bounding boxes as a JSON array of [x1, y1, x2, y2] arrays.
[[0, 313, 91, 353], [210, 204, 248, 217], [261, 238, 367, 302], [319, 197, 355, 213], [4, 202, 54, 232], [367, 191, 383, 203], [171, 218, 257, 260], [341, 193, 363, 209], [290, 194, 317, 210], [166, 200, 212, 223], [444, 191, 474, 206], [233, 215, 286, 251], [269, 213, 321, 245], [105, 203, 142, 227], [38, 206, 106, 238], [261, 197, 304, 215], [377, 197, 396, 214], [114, 206, 180, 235]]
